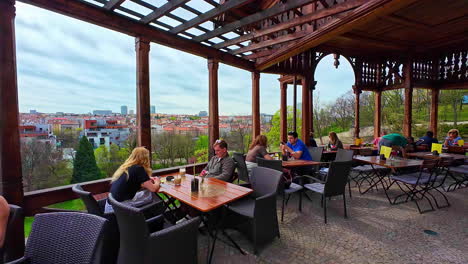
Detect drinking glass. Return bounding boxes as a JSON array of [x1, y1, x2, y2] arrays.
[[174, 175, 182, 186], [179, 167, 186, 177]]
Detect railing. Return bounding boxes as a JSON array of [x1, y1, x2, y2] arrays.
[[23, 162, 208, 216]]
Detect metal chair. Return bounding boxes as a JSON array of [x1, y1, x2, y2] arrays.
[[233, 152, 250, 184], [389, 159, 441, 214], [445, 164, 468, 191], [303, 161, 353, 224], [257, 157, 303, 222], [108, 194, 201, 264], [226, 167, 282, 253], [7, 212, 107, 264]]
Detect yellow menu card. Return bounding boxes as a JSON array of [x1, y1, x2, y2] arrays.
[[380, 146, 392, 159], [458, 140, 464, 146], [431, 143, 442, 154]]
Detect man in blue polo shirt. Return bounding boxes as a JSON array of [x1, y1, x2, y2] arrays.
[[281, 131, 312, 161]]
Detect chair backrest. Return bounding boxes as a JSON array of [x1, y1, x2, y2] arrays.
[[72, 184, 104, 216], [3, 204, 23, 263], [335, 149, 354, 162], [25, 212, 107, 264], [308, 147, 323, 162], [233, 152, 250, 183], [324, 161, 353, 197], [250, 167, 283, 197], [256, 157, 283, 172]]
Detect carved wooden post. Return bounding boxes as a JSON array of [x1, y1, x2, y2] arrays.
[[430, 87, 439, 137], [135, 37, 151, 151], [280, 81, 287, 143], [403, 58, 413, 137], [353, 85, 361, 139], [374, 90, 382, 139], [301, 75, 311, 145], [252, 71, 260, 140], [0, 0, 25, 258], [208, 59, 219, 158], [293, 75, 297, 132]]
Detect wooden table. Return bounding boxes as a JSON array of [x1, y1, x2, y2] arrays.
[[159, 174, 252, 263], [353, 156, 423, 203], [282, 160, 321, 168], [406, 152, 466, 161], [159, 174, 252, 212]]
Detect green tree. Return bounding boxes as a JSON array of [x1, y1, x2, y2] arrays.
[[95, 144, 128, 178], [266, 106, 302, 151], [195, 135, 209, 151], [71, 136, 102, 183]]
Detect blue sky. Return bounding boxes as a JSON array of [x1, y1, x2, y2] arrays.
[[15, 2, 354, 115]]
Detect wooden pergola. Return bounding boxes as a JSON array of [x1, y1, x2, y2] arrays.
[[1, 0, 467, 257]]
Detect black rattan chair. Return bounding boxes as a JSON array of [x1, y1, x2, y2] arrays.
[[7, 212, 107, 264], [226, 166, 282, 253], [233, 152, 250, 184], [108, 193, 200, 264], [257, 157, 303, 222], [2, 205, 23, 263], [304, 161, 353, 223]]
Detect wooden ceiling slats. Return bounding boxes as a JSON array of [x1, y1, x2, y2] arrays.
[[103, 0, 125, 11], [192, 0, 318, 43], [169, 0, 256, 34], [213, 0, 364, 49], [140, 0, 191, 24]]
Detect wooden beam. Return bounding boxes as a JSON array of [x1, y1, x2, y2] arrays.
[[243, 49, 275, 60], [319, 0, 329, 8], [403, 58, 413, 137], [213, 0, 365, 49], [103, 0, 125, 11], [136, 38, 152, 151], [430, 88, 439, 138], [208, 59, 219, 158], [19, 0, 255, 71], [256, 0, 420, 71], [169, 0, 255, 34], [374, 90, 382, 139], [193, 0, 318, 42], [0, 0, 25, 259], [252, 71, 261, 139], [301, 76, 311, 145], [280, 81, 288, 143], [140, 0, 190, 24], [353, 85, 361, 138], [231, 27, 316, 55]]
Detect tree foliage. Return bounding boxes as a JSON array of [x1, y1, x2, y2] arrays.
[[71, 136, 102, 183], [95, 144, 128, 178], [266, 106, 302, 151]]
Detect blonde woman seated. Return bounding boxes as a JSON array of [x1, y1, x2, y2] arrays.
[[443, 128, 462, 146], [105, 147, 160, 213], [327, 131, 344, 150], [245, 135, 273, 173]]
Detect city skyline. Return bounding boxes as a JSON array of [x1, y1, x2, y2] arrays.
[[15, 2, 353, 116]]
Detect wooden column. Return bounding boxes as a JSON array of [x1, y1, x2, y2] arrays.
[[301, 76, 311, 145], [280, 81, 287, 143], [135, 37, 151, 151], [374, 90, 382, 139], [353, 85, 361, 138], [208, 59, 219, 158], [430, 88, 439, 137], [403, 58, 413, 137], [293, 75, 297, 132], [251, 71, 260, 139], [0, 0, 25, 259]]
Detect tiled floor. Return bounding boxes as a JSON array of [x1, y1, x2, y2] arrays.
[[198, 183, 468, 264]]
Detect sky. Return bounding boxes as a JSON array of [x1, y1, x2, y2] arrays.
[[15, 2, 354, 115]]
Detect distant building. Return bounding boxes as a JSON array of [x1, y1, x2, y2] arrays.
[[29, 109, 37, 114], [261, 113, 273, 124], [121, 105, 128, 115], [19, 124, 51, 138], [93, 110, 112, 115], [198, 111, 208, 117], [151, 105, 156, 114], [129, 110, 135, 115], [83, 119, 130, 148]]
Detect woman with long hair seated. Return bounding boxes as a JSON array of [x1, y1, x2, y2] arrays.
[[327, 131, 344, 150], [105, 147, 160, 213], [245, 135, 273, 172]]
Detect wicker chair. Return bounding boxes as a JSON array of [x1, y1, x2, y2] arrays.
[[226, 166, 282, 254], [108, 194, 201, 264], [233, 152, 250, 184], [2, 205, 23, 263], [7, 212, 107, 264]]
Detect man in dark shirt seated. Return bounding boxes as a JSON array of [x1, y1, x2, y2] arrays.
[[416, 131, 438, 149], [309, 132, 318, 147]]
